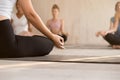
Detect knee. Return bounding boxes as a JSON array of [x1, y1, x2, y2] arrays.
[[41, 39, 54, 56], [46, 39, 54, 55], [103, 33, 116, 45], [103, 33, 112, 40]]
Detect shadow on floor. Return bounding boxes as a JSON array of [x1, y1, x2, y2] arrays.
[[65, 44, 112, 49], [1, 55, 120, 64]]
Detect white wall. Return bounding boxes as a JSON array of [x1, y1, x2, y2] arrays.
[[31, 0, 120, 45]]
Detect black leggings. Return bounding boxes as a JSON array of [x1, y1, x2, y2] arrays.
[[0, 19, 54, 58], [104, 33, 120, 45], [59, 34, 67, 42]]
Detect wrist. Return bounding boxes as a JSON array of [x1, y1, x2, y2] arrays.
[[49, 33, 55, 41]]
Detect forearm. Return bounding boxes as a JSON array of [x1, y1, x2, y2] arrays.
[[108, 29, 116, 33], [19, 0, 54, 40], [107, 24, 118, 34], [105, 28, 117, 35], [108, 25, 118, 33], [26, 13, 54, 40]]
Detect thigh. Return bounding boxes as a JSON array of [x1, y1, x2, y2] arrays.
[[0, 20, 18, 57], [104, 33, 120, 45], [16, 35, 54, 57]]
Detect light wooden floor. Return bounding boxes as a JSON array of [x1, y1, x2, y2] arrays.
[[0, 46, 120, 80]]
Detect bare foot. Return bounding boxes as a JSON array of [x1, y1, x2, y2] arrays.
[[112, 45, 120, 49]]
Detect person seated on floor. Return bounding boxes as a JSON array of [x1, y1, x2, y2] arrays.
[[0, 0, 64, 58], [96, 1, 120, 49], [47, 4, 68, 42], [11, 1, 33, 36]]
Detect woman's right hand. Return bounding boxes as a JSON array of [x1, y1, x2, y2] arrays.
[[96, 31, 106, 37], [52, 34, 64, 49]]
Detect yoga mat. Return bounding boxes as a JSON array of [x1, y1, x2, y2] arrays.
[[1, 45, 119, 64], [3, 55, 120, 64]]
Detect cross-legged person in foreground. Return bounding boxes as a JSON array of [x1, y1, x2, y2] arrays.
[[0, 0, 64, 58]]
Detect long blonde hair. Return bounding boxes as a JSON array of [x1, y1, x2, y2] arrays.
[[115, 2, 120, 11]]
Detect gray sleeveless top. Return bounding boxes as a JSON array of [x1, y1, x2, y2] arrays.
[[111, 17, 120, 36]]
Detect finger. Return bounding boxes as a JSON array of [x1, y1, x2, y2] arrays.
[[56, 41, 64, 49], [55, 44, 64, 49], [60, 45, 65, 49], [60, 40, 64, 46]]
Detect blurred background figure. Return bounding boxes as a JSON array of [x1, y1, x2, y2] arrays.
[[11, 1, 33, 36], [47, 4, 68, 42], [96, 2, 120, 49]]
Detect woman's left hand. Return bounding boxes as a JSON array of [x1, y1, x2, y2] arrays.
[[52, 34, 64, 49]]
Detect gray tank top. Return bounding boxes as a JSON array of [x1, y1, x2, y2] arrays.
[[111, 17, 120, 36]]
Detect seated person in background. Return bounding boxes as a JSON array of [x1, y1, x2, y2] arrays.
[[11, 1, 33, 36], [96, 2, 120, 49], [47, 4, 68, 42]]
